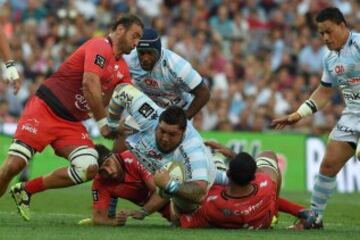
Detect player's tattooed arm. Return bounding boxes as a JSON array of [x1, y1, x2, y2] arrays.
[[176, 180, 208, 203], [154, 170, 207, 203]]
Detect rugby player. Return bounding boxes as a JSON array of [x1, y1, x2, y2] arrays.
[[108, 83, 218, 214], [0, 15, 143, 221], [83, 144, 169, 226], [174, 141, 314, 229], [272, 7, 360, 229]]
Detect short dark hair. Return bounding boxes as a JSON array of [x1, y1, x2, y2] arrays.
[[159, 106, 187, 131], [112, 14, 144, 31], [94, 144, 112, 166], [316, 7, 347, 26], [227, 152, 257, 186]]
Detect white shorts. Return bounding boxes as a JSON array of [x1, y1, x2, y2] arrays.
[[329, 123, 359, 146]]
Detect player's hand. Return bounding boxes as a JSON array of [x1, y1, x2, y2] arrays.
[[154, 169, 170, 189], [270, 112, 302, 130], [4, 60, 21, 95], [100, 125, 117, 139], [130, 209, 148, 220], [115, 210, 129, 226], [205, 141, 235, 159]]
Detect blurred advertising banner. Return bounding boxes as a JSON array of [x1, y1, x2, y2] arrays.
[[1, 132, 360, 192]]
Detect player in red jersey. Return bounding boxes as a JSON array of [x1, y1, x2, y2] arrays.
[[173, 142, 315, 229], [79, 144, 169, 226], [0, 15, 144, 221]]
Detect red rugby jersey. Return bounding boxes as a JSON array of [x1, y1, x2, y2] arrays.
[[41, 37, 131, 121], [180, 173, 277, 229]]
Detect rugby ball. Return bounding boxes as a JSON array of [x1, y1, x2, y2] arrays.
[[163, 161, 185, 184]]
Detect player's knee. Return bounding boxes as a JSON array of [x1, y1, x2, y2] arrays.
[[256, 151, 278, 163], [255, 151, 280, 176], [320, 160, 337, 176], [67, 146, 98, 184], [8, 139, 35, 165]]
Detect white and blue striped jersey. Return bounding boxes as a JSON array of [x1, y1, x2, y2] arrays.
[[109, 84, 216, 184], [124, 48, 203, 109], [321, 32, 360, 131]]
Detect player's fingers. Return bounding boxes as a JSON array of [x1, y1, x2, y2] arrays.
[[204, 141, 219, 148], [13, 80, 20, 95]]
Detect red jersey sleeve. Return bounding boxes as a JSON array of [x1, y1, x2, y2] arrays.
[[91, 175, 112, 210], [179, 207, 210, 228], [84, 38, 111, 77]]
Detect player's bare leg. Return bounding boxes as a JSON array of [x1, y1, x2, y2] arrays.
[[0, 155, 26, 196], [10, 145, 98, 221], [309, 140, 353, 229]]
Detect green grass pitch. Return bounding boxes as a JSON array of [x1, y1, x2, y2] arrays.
[[1, 136, 360, 239]]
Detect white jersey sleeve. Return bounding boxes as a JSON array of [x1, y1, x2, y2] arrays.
[[167, 50, 203, 91], [109, 84, 161, 131], [320, 53, 335, 87]]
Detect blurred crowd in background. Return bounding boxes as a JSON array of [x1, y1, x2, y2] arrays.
[[0, 0, 357, 135]]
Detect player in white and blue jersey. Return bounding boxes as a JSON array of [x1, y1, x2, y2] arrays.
[[272, 7, 360, 229], [124, 27, 210, 119], [108, 83, 216, 213], [113, 28, 210, 153], [110, 28, 210, 213]]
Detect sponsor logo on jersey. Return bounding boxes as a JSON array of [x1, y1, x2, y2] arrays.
[[335, 65, 345, 75], [94, 54, 106, 68], [146, 149, 162, 160], [343, 92, 360, 101], [348, 77, 360, 84], [179, 145, 192, 180], [336, 124, 356, 135], [259, 180, 268, 188], [115, 91, 133, 108], [21, 118, 39, 134], [117, 71, 124, 80], [75, 93, 90, 112], [138, 103, 155, 118], [222, 199, 265, 216], [92, 190, 99, 201], [144, 78, 159, 88]]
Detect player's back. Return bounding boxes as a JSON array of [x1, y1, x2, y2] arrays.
[[204, 173, 277, 229]]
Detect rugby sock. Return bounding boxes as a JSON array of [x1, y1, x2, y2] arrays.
[[24, 177, 46, 195], [277, 197, 304, 217], [311, 173, 337, 220]]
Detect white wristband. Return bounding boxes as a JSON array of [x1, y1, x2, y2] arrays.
[[4, 60, 19, 82], [96, 118, 108, 129], [296, 99, 318, 118]]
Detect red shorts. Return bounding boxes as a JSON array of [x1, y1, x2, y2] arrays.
[[14, 96, 94, 152]]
